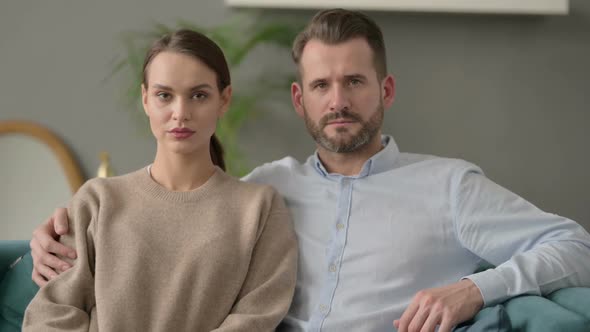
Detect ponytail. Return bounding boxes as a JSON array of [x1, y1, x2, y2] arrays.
[[210, 134, 226, 171]]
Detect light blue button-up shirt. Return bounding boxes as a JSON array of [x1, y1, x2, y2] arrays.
[[243, 136, 590, 332]]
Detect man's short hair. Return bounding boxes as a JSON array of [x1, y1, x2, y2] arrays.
[[292, 8, 388, 81]]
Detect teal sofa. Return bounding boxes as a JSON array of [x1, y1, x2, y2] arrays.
[[0, 240, 38, 332], [1, 240, 589, 331]]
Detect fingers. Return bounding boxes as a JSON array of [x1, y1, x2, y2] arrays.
[[29, 209, 76, 287], [397, 281, 483, 332], [53, 207, 70, 235], [30, 239, 73, 270], [30, 238, 72, 285], [419, 309, 442, 332], [32, 224, 76, 259], [408, 307, 431, 332], [397, 298, 420, 332], [32, 268, 48, 287], [33, 262, 58, 281], [438, 319, 454, 332]]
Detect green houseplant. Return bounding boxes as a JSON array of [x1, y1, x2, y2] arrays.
[[108, 15, 302, 176]]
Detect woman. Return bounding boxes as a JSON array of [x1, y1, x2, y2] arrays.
[[23, 29, 298, 331]]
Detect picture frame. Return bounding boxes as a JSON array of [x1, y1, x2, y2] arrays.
[[225, 0, 569, 15]]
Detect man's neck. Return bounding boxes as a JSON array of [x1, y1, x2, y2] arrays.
[[316, 136, 384, 176]]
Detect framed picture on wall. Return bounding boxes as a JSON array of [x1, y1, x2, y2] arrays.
[[225, 0, 569, 15]]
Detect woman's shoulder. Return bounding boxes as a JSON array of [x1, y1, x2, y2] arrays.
[[73, 168, 147, 203]]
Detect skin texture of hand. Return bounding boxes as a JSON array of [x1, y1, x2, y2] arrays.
[[30, 207, 76, 287], [393, 279, 484, 332]]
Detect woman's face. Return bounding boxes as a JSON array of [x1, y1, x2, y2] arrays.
[[141, 51, 231, 157]]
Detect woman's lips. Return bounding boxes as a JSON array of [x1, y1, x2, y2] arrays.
[[168, 128, 195, 139]]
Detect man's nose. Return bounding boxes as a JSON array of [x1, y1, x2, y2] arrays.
[[329, 86, 351, 112]]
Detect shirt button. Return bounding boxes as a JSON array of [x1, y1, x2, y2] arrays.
[[319, 304, 329, 314], [336, 223, 344, 230], [329, 264, 337, 272]]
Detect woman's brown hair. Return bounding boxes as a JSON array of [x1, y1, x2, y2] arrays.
[[142, 29, 229, 171]]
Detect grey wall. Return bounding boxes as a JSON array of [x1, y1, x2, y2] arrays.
[[1, 1, 588, 229]]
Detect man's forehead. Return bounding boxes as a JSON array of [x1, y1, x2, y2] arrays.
[[298, 38, 376, 81], [301, 38, 373, 58]]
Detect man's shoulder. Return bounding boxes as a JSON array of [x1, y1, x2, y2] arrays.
[[396, 152, 483, 175], [242, 156, 308, 185]]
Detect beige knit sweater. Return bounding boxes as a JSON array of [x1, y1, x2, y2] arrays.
[[23, 167, 297, 332]]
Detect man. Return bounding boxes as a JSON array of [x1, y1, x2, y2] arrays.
[[30, 9, 590, 332]]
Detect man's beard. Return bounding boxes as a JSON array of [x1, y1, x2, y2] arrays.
[[303, 103, 383, 153]]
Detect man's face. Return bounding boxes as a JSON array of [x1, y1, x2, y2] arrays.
[[291, 38, 395, 153]]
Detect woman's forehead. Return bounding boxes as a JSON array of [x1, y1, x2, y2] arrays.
[[146, 51, 218, 88]]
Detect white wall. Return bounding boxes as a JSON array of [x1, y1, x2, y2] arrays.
[[1, 0, 588, 229]]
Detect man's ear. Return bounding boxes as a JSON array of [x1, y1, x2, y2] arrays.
[[291, 82, 305, 118], [382, 75, 395, 109], [141, 84, 149, 116], [218, 85, 232, 117]]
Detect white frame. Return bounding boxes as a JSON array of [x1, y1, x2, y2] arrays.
[[225, 0, 569, 15]]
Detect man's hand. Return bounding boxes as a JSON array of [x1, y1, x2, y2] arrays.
[[394, 279, 484, 332], [30, 208, 76, 287]]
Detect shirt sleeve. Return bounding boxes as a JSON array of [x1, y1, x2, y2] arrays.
[[451, 164, 590, 307], [212, 190, 298, 332], [22, 187, 98, 332]]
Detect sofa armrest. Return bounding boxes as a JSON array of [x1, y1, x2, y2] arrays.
[[0, 249, 39, 332], [503, 290, 590, 332], [461, 288, 590, 332], [0, 241, 30, 281], [546, 287, 590, 321]]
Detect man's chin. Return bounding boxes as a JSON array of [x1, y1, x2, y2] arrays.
[[322, 126, 358, 139], [318, 136, 359, 152]]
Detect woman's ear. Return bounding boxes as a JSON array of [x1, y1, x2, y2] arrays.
[[218, 85, 232, 117], [141, 84, 149, 116]]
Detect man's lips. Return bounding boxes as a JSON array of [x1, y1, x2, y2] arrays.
[[325, 119, 357, 126]]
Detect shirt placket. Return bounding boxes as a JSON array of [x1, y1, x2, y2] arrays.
[[309, 176, 354, 332]]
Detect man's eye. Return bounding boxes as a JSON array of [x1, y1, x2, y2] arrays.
[[349, 79, 362, 86], [315, 82, 327, 90], [156, 92, 171, 100], [192, 93, 208, 100]]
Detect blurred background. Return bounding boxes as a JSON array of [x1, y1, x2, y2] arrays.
[[1, 0, 588, 230]]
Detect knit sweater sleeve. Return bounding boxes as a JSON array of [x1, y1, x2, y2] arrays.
[[23, 182, 98, 332], [213, 189, 298, 332]]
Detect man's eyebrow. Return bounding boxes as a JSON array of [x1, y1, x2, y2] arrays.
[[344, 74, 368, 81], [307, 74, 368, 88]]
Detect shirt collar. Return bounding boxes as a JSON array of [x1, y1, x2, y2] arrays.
[[311, 135, 400, 179]]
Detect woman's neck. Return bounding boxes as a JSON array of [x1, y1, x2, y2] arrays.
[[150, 150, 216, 192]]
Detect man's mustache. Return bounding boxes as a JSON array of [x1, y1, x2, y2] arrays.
[[320, 110, 362, 127]]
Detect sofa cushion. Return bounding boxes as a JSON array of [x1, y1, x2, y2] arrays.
[[504, 293, 590, 332], [547, 287, 590, 321]]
